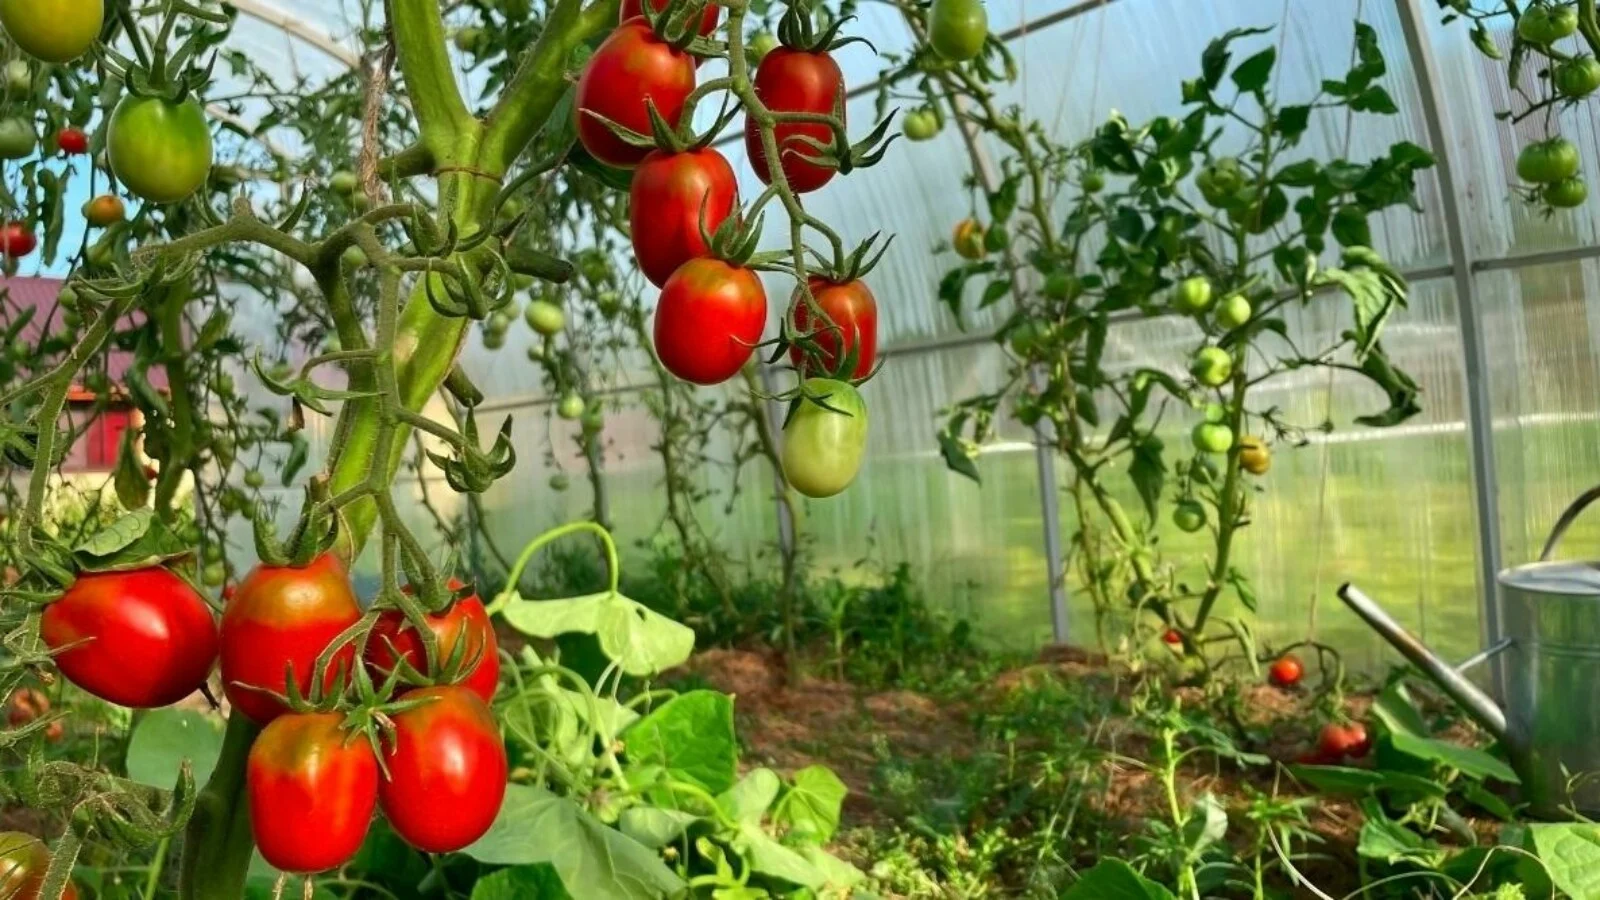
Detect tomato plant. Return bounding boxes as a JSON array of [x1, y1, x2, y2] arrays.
[[246, 712, 379, 874], [654, 257, 767, 385], [379, 685, 507, 853], [107, 96, 215, 203], [219, 554, 362, 724], [40, 568, 218, 708]]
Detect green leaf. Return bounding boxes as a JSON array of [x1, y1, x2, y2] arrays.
[[617, 806, 699, 849], [1183, 793, 1228, 855], [733, 824, 825, 888], [937, 262, 996, 326], [1352, 346, 1422, 428], [772, 765, 847, 844], [75, 509, 154, 557], [1470, 22, 1503, 60], [718, 768, 782, 825], [469, 865, 572, 900], [938, 432, 981, 483], [1277, 104, 1311, 144], [1061, 859, 1177, 899], [623, 691, 738, 794], [797, 845, 865, 889], [1289, 764, 1446, 800], [1374, 682, 1430, 737], [125, 708, 225, 791], [1128, 436, 1165, 520], [1371, 699, 1519, 784], [501, 591, 695, 677], [979, 279, 1011, 308], [1275, 159, 1320, 187], [1531, 824, 1600, 899], [464, 785, 685, 900], [1225, 567, 1256, 613], [1231, 47, 1277, 93], [1357, 800, 1439, 865], [1199, 27, 1273, 90], [987, 174, 1020, 223], [1350, 85, 1399, 114]]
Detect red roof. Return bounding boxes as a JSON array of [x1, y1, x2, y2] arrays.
[[2, 276, 166, 393]]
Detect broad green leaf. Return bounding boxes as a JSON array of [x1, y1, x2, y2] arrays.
[[773, 765, 847, 844], [1060, 859, 1176, 899], [1350, 85, 1399, 114], [1183, 793, 1227, 855], [1289, 764, 1446, 800], [734, 824, 825, 889], [798, 845, 866, 890], [464, 785, 685, 900], [502, 591, 695, 677], [1357, 802, 1438, 866], [1128, 436, 1165, 520], [1374, 681, 1430, 737], [1370, 684, 1517, 783], [75, 509, 153, 557], [1199, 26, 1273, 90], [125, 708, 224, 791], [719, 768, 782, 825], [617, 806, 699, 849], [1231, 47, 1276, 93], [938, 431, 981, 483], [1531, 824, 1600, 899], [624, 691, 738, 794], [469, 865, 572, 900]]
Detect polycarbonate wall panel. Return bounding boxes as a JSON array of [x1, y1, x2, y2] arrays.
[[800, 342, 1052, 649], [1476, 262, 1600, 567], [1057, 279, 1481, 670]]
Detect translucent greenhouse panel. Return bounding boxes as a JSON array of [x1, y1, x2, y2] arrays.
[[800, 341, 1051, 650], [1425, 10, 1600, 260], [989, 0, 1448, 272], [1476, 262, 1600, 568], [1058, 280, 1480, 671]]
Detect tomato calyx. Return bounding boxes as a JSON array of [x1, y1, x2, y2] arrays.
[[632, 0, 719, 51], [775, 3, 872, 55], [425, 407, 516, 494], [781, 234, 890, 380], [248, 475, 345, 569]]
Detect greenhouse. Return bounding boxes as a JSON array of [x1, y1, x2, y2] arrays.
[[5, 0, 1600, 896]]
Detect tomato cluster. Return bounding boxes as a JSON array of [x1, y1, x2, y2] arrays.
[[226, 560, 506, 872], [574, 1, 880, 497]]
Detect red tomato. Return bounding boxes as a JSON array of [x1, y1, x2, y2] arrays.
[[619, 0, 720, 39], [54, 127, 87, 155], [366, 580, 500, 703], [219, 554, 362, 724], [247, 712, 378, 874], [744, 46, 844, 193], [789, 278, 878, 378], [41, 568, 218, 708], [1268, 655, 1304, 688], [1318, 722, 1371, 760], [1161, 629, 1182, 645], [654, 257, 767, 385], [380, 685, 507, 853], [575, 20, 696, 168], [629, 148, 738, 287], [0, 223, 35, 258]]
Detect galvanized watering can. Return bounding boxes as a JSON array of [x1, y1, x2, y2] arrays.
[[1340, 486, 1600, 818]]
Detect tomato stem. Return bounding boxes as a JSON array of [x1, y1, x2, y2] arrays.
[[177, 713, 261, 900]]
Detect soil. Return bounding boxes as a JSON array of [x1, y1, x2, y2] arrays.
[[680, 647, 1503, 897]]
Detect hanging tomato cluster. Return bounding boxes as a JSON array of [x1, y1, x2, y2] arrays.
[[572, 0, 893, 498], [36, 532, 507, 876]]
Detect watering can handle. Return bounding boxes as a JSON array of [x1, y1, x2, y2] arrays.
[[1540, 484, 1600, 561]]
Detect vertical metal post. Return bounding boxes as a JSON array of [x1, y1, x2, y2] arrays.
[[1395, 0, 1505, 691], [945, 101, 1071, 644]]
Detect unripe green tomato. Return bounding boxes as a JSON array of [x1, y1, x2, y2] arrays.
[[1196, 157, 1244, 207], [581, 410, 605, 435], [1171, 276, 1214, 315], [1202, 402, 1227, 424], [1517, 3, 1578, 44], [244, 470, 266, 489], [57, 286, 78, 310], [1516, 137, 1580, 184], [0, 117, 36, 160], [349, 192, 372, 212], [483, 330, 506, 351], [903, 109, 941, 142], [202, 562, 227, 587], [1556, 55, 1600, 97], [329, 170, 358, 193], [1172, 500, 1207, 533], [1544, 176, 1588, 208], [202, 542, 225, 564], [1008, 321, 1046, 357], [749, 31, 779, 62], [525, 299, 566, 336], [62, 310, 81, 329], [549, 473, 570, 491], [557, 394, 585, 420], [341, 246, 367, 269], [3, 60, 30, 98], [1215, 294, 1252, 329], [526, 345, 545, 364], [1192, 421, 1235, 454], [1190, 346, 1234, 387], [1081, 170, 1105, 193], [928, 0, 989, 62], [179, 522, 203, 545], [1042, 273, 1077, 300]]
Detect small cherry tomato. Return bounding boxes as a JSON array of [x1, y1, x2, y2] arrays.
[[1269, 655, 1304, 688]]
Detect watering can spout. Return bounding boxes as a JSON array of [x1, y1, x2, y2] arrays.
[[1337, 583, 1510, 744]]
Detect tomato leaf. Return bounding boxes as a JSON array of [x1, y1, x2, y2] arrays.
[[986, 173, 1020, 224], [74, 509, 154, 558], [1199, 27, 1274, 91], [1276, 104, 1311, 144], [617, 807, 699, 849], [501, 590, 695, 677], [938, 431, 981, 483], [1230, 47, 1276, 93], [1128, 435, 1165, 520]]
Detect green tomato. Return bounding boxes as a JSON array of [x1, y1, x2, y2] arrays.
[[1215, 294, 1252, 329], [244, 470, 266, 489], [483, 330, 505, 351], [526, 344, 545, 364], [0, 0, 103, 63], [1544, 175, 1588, 208], [1516, 137, 1580, 184], [108, 96, 215, 204], [1081, 169, 1105, 193], [903, 109, 941, 142], [524, 299, 566, 336], [1042, 272, 1077, 300], [1517, 3, 1579, 44], [1556, 55, 1600, 97], [1190, 346, 1234, 387], [748, 31, 779, 62], [928, 0, 988, 62], [0, 118, 35, 160], [557, 394, 586, 420], [341, 246, 367, 269], [1172, 500, 1207, 533], [202, 542, 225, 564], [1226, 184, 1288, 234], [1192, 421, 1235, 455], [2, 60, 30, 98], [581, 410, 605, 435], [1196, 157, 1245, 207], [1171, 276, 1214, 315], [782, 378, 869, 499], [549, 473, 570, 492], [1008, 321, 1046, 357], [952, 219, 986, 259], [329, 170, 358, 193], [201, 562, 227, 587], [1202, 402, 1227, 424]]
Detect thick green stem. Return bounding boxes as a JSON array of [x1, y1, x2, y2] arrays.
[[154, 281, 198, 513], [176, 714, 261, 900], [1191, 365, 1250, 632]]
